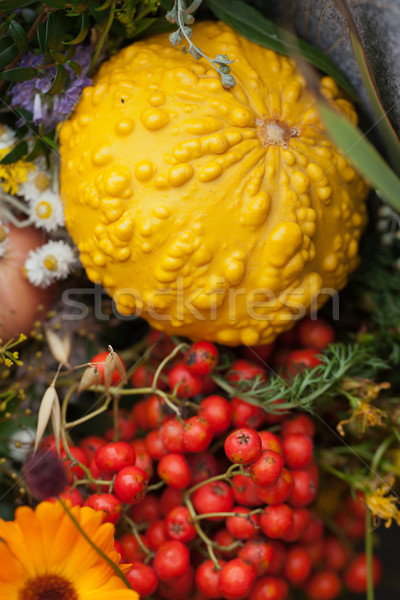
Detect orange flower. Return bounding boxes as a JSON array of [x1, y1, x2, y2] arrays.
[[0, 501, 139, 600]]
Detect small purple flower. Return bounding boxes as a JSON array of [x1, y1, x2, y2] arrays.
[[9, 45, 92, 130]]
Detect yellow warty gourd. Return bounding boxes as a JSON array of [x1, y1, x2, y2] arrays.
[[60, 21, 368, 346]]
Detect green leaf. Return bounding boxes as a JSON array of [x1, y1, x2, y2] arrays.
[[14, 107, 33, 121], [0, 15, 14, 35], [131, 17, 156, 38], [44, 0, 68, 6], [45, 12, 65, 51], [9, 20, 29, 53], [0, 141, 28, 164], [37, 21, 46, 53], [0, 37, 19, 70], [59, 499, 134, 590], [46, 63, 68, 95], [319, 104, 400, 214], [63, 13, 90, 45], [25, 139, 42, 161], [49, 49, 68, 64], [207, 0, 357, 100], [66, 59, 81, 75], [334, 0, 400, 176], [0, 66, 36, 81], [0, 0, 36, 10]]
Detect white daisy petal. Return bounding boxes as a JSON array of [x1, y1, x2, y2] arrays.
[[0, 124, 17, 150], [18, 157, 54, 202], [25, 240, 75, 288], [29, 190, 65, 232]]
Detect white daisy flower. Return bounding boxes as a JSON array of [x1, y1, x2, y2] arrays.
[[28, 190, 65, 232], [9, 427, 35, 462], [18, 157, 54, 202], [0, 220, 9, 258], [0, 124, 17, 150], [25, 240, 75, 288]]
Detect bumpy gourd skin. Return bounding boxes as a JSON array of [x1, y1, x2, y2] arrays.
[[60, 21, 368, 346]]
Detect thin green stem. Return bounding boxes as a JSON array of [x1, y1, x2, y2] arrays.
[[365, 508, 375, 600], [64, 395, 113, 429], [186, 464, 242, 495], [185, 496, 221, 570], [89, 1, 116, 74]]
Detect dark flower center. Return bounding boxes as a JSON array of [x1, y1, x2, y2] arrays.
[[19, 574, 78, 600]]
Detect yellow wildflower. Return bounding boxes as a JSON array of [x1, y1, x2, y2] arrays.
[[337, 400, 387, 436], [0, 147, 34, 195], [367, 479, 400, 528]]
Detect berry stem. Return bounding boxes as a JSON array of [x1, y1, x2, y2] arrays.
[[365, 508, 375, 600], [186, 464, 243, 495], [185, 496, 221, 570], [151, 342, 188, 392]]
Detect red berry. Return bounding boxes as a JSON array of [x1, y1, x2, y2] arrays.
[[145, 394, 165, 429], [298, 318, 335, 350], [79, 435, 106, 462], [168, 363, 202, 397], [282, 434, 313, 469], [335, 509, 365, 540], [238, 538, 274, 576], [129, 493, 160, 524], [323, 536, 350, 571], [231, 397, 265, 429], [130, 362, 167, 390], [60, 446, 88, 482], [114, 539, 125, 562], [114, 465, 149, 504], [160, 418, 185, 453], [120, 532, 148, 562], [347, 490, 367, 519], [157, 565, 194, 600], [192, 482, 234, 521], [301, 510, 324, 543], [126, 562, 158, 598], [146, 519, 168, 550], [186, 452, 219, 485], [153, 540, 190, 582], [231, 474, 263, 507], [131, 399, 149, 430], [260, 504, 293, 539], [257, 468, 293, 505], [105, 408, 137, 442], [90, 351, 126, 386], [145, 428, 167, 460], [83, 493, 123, 524], [287, 348, 322, 375], [306, 570, 341, 600], [213, 528, 237, 559], [198, 395, 232, 435], [195, 559, 225, 599], [157, 453, 191, 489], [281, 414, 315, 438], [226, 506, 260, 540], [182, 416, 213, 452], [258, 431, 282, 454], [344, 553, 382, 593], [218, 557, 257, 600], [283, 545, 312, 584], [185, 341, 219, 376], [249, 450, 284, 487], [224, 428, 262, 465], [131, 438, 154, 479], [47, 486, 83, 506], [266, 541, 286, 575], [227, 359, 267, 384], [165, 505, 196, 542], [288, 469, 318, 507], [281, 508, 310, 542], [95, 441, 135, 474], [248, 576, 288, 600], [160, 487, 183, 516]]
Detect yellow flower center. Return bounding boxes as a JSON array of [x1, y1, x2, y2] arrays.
[[44, 254, 58, 271], [34, 173, 51, 192], [36, 201, 52, 220], [19, 574, 78, 600], [0, 225, 7, 243]]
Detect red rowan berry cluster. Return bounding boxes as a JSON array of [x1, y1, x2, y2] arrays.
[[35, 319, 382, 599]]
